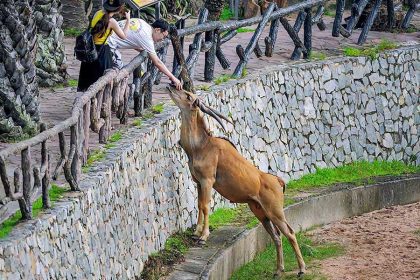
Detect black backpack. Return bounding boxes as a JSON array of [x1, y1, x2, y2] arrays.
[[74, 28, 98, 63]]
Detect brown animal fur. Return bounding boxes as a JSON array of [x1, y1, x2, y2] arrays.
[[168, 88, 306, 277]]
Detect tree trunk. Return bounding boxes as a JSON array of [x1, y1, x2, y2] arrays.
[[34, 0, 67, 87], [205, 0, 225, 21], [0, 0, 40, 141], [61, 0, 88, 30]]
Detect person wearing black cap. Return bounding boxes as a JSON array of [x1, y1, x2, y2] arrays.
[[77, 0, 131, 91], [107, 18, 183, 90]]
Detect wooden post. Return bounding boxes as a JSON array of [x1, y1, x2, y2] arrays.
[[170, 27, 195, 92], [82, 102, 90, 164], [155, 1, 161, 20], [233, 3, 275, 78], [402, 0, 416, 29], [265, 11, 280, 57], [154, 43, 169, 84], [340, 0, 370, 37], [357, 0, 382, 45], [69, 125, 81, 190], [333, 0, 345, 37], [53, 131, 66, 180], [303, 8, 312, 58], [0, 156, 11, 198], [99, 83, 113, 143], [21, 148, 32, 220], [290, 11, 307, 60], [40, 123, 50, 208], [279, 16, 307, 60], [386, 0, 395, 29], [133, 66, 142, 116], [204, 30, 216, 81]]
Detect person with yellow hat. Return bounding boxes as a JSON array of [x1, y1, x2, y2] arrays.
[[77, 0, 131, 91]]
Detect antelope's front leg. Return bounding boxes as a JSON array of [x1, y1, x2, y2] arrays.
[[193, 184, 204, 237], [198, 178, 214, 244]]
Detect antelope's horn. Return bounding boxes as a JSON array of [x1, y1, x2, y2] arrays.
[[205, 104, 233, 124], [198, 102, 227, 132]]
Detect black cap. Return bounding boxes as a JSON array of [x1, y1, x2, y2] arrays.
[[151, 19, 170, 32], [103, 0, 124, 12]]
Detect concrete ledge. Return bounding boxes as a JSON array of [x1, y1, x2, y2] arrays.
[[196, 176, 420, 280]]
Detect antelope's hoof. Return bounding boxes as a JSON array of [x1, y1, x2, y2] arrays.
[[297, 271, 305, 278], [191, 235, 200, 241], [197, 239, 206, 246]]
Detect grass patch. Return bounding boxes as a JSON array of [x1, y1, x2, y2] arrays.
[[231, 232, 344, 280], [141, 229, 196, 280], [0, 184, 67, 239], [220, 7, 234, 21], [151, 103, 164, 114], [309, 51, 327, 60], [196, 84, 211, 91], [132, 119, 143, 127], [82, 148, 107, 172], [210, 204, 257, 230], [237, 27, 255, 33], [241, 67, 247, 78], [67, 79, 78, 87], [214, 74, 232, 85], [108, 131, 122, 143], [63, 28, 83, 37], [343, 39, 397, 59], [287, 160, 420, 191]]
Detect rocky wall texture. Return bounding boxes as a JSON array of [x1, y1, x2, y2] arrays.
[[0, 46, 418, 279], [205, 45, 420, 181]]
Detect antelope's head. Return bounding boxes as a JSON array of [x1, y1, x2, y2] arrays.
[[167, 87, 232, 131]]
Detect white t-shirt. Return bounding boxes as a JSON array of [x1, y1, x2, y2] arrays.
[[107, 18, 156, 55]]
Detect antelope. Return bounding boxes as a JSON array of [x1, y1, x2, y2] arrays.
[[167, 88, 305, 277]]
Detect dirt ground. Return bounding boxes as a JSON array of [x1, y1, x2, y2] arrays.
[[308, 202, 420, 280]]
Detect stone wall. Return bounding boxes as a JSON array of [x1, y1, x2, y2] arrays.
[[0, 46, 418, 279], [205, 45, 419, 181]]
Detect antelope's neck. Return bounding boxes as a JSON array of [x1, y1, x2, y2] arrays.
[[180, 111, 210, 156]]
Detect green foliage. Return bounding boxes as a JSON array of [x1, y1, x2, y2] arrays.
[[67, 79, 78, 87], [324, 3, 336, 17], [82, 148, 106, 172], [237, 27, 255, 33], [63, 28, 83, 37], [109, 131, 122, 143], [132, 119, 143, 127], [220, 7, 234, 21], [214, 74, 232, 85], [287, 160, 420, 191], [151, 103, 164, 114], [141, 229, 195, 280], [0, 184, 67, 238], [246, 217, 260, 229], [231, 232, 344, 280], [414, 229, 420, 236], [343, 39, 397, 59], [309, 51, 327, 60], [209, 207, 239, 230], [343, 46, 362, 57], [196, 84, 211, 91], [241, 67, 247, 78]]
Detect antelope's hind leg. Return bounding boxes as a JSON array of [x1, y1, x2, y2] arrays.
[[248, 201, 284, 277]]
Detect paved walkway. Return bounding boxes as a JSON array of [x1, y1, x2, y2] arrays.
[[0, 13, 418, 221]]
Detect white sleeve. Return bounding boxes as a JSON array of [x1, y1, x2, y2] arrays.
[[137, 35, 156, 56]]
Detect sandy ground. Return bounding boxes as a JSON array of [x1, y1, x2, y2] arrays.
[[309, 202, 420, 280]]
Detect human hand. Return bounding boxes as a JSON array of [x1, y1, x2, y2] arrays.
[[171, 77, 183, 90], [125, 10, 130, 20]]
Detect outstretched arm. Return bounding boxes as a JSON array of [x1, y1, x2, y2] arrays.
[[149, 53, 182, 90], [109, 11, 130, 40]]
